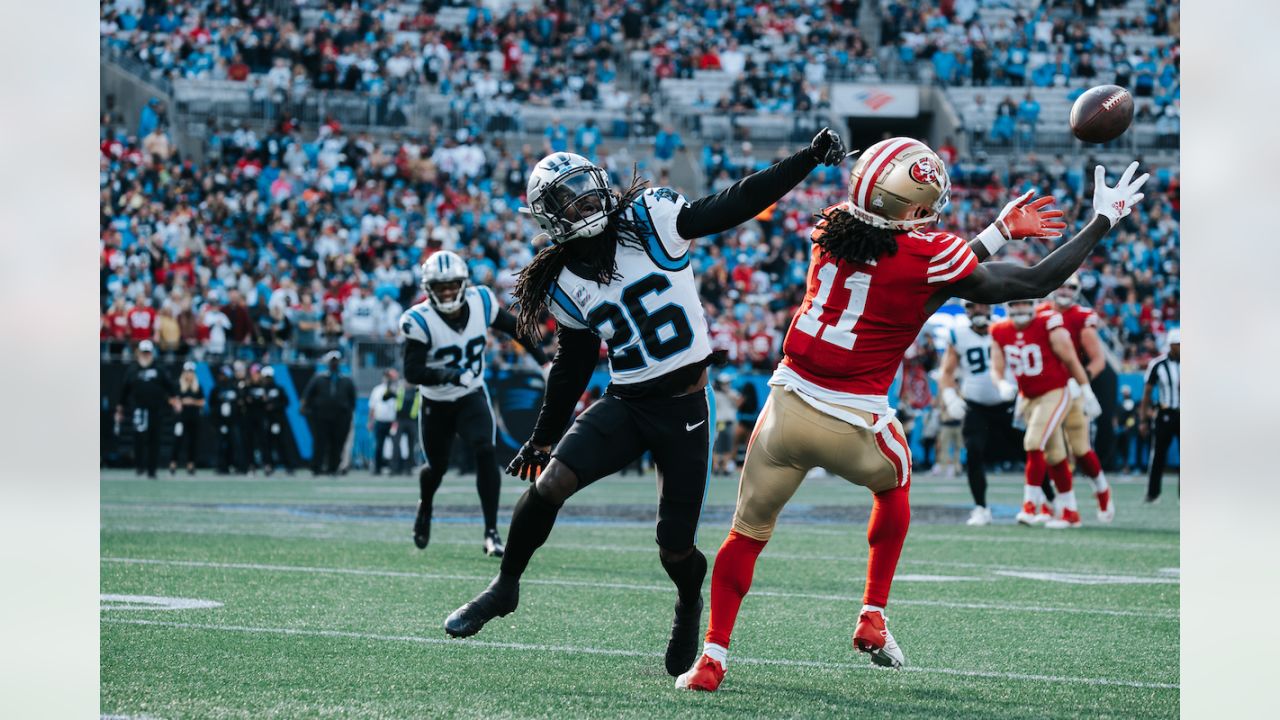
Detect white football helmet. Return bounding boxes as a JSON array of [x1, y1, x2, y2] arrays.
[[420, 250, 469, 314], [1053, 272, 1081, 308], [522, 152, 616, 245], [843, 137, 950, 231]]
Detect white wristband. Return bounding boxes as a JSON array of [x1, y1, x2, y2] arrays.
[[975, 223, 1007, 255]]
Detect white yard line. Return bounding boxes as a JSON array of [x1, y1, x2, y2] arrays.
[[101, 618, 1179, 690], [100, 557, 1177, 619]]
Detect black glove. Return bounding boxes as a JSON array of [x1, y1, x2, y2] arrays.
[[440, 367, 466, 385], [808, 127, 847, 167], [505, 441, 551, 482]]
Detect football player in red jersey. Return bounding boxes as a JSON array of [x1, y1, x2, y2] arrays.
[[677, 139, 1148, 691], [990, 300, 1099, 529], [1036, 275, 1115, 522]]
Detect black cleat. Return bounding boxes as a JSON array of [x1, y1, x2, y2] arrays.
[[665, 595, 704, 677], [444, 576, 519, 638], [483, 529, 505, 558], [413, 501, 431, 550]]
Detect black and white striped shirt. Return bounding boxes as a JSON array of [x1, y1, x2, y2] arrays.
[[1144, 354, 1180, 410]]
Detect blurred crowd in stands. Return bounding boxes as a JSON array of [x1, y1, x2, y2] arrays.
[[100, 0, 1178, 375]]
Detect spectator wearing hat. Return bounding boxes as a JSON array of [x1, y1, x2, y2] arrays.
[[212, 364, 246, 474], [260, 366, 294, 475], [301, 351, 357, 476], [170, 361, 205, 475], [116, 340, 178, 479]]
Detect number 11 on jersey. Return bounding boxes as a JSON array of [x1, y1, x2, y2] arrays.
[[795, 263, 872, 350]]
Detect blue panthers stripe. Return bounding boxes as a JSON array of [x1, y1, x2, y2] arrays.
[[631, 198, 689, 271], [478, 286, 493, 325], [408, 309, 432, 347], [549, 284, 587, 325]]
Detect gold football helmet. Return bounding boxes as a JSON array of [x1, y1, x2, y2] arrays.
[[843, 137, 950, 231]]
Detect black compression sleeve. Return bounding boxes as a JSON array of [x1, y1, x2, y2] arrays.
[[675, 148, 818, 239], [529, 327, 599, 447], [492, 307, 550, 365], [401, 340, 462, 386]]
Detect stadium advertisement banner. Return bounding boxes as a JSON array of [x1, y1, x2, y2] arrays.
[[831, 83, 921, 118]]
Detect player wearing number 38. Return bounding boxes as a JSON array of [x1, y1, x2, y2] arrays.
[[443, 129, 851, 678], [677, 139, 1149, 691]]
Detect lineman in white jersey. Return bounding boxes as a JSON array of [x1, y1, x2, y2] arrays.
[[400, 251, 548, 557], [938, 301, 1021, 526], [444, 132, 851, 679]]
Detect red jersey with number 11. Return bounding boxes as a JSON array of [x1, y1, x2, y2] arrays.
[[781, 220, 979, 396]]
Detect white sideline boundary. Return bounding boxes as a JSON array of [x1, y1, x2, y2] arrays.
[[100, 557, 1178, 619], [101, 618, 1179, 691]]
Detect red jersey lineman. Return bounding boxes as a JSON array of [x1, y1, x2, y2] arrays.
[[990, 300, 1095, 528], [678, 139, 1149, 692]]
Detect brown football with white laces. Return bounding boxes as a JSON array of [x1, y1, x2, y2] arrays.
[[1070, 85, 1134, 144]]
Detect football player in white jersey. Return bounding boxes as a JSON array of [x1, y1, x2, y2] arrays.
[[938, 301, 1021, 526], [400, 251, 548, 558], [444, 130, 850, 678]]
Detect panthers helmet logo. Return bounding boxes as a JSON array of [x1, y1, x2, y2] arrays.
[[909, 157, 938, 185]]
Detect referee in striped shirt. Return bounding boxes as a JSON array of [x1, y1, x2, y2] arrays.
[[1140, 328, 1180, 502]]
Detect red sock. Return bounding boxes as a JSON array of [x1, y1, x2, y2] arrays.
[[864, 484, 911, 608], [1048, 459, 1074, 492], [1076, 450, 1102, 478], [705, 530, 767, 649], [1025, 450, 1047, 487]]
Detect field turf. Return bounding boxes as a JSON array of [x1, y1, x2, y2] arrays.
[[101, 467, 1179, 719]]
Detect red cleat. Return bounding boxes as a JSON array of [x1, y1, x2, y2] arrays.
[[675, 654, 726, 691], [853, 610, 905, 668], [1096, 489, 1115, 523]]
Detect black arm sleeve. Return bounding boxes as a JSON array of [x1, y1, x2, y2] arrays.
[[401, 340, 463, 386], [491, 308, 550, 365], [529, 327, 600, 448], [675, 148, 818, 239]]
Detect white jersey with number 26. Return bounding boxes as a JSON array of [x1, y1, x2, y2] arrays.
[[546, 187, 711, 386]]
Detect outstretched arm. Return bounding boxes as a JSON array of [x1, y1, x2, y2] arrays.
[[948, 162, 1148, 304], [675, 128, 845, 239]]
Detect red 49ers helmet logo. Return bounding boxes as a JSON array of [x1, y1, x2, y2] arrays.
[[909, 157, 938, 185]]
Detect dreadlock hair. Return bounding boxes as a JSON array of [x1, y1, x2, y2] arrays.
[[811, 205, 900, 266], [513, 168, 652, 340]]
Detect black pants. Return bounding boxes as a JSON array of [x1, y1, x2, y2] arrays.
[[373, 420, 394, 474], [264, 416, 294, 471], [1147, 409, 1180, 498], [216, 420, 244, 473], [132, 407, 163, 477], [243, 413, 266, 470], [418, 390, 500, 532], [173, 412, 201, 467], [555, 388, 714, 550], [1090, 366, 1120, 470], [311, 415, 349, 474], [961, 400, 1017, 508], [392, 419, 417, 474]]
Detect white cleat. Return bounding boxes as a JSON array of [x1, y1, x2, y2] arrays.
[[966, 506, 992, 526], [1015, 501, 1043, 526]]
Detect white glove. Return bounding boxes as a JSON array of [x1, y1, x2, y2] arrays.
[[1011, 394, 1027, 431], [996, 378, 1018, 402], [1066, 378, 1082, 400], [458, 369, 478, 386], [1082, 385, 1102, 420], [942, 387, 967, 420], [1092, 161, 1150, 227]]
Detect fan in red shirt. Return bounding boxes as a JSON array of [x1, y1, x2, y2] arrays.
[[678, 137, 1149, 692], [126, 298, 157, 343], [990, 300, 1098, 529], [1034, 274, 1114, 522]]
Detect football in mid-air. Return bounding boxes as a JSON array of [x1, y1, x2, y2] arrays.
[[1069, 85, 1134, 144]]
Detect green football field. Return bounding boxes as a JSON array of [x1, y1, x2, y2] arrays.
[[101, 466, 1179, 719]]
